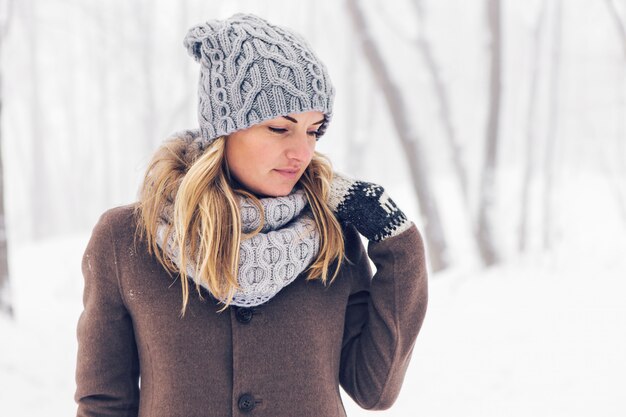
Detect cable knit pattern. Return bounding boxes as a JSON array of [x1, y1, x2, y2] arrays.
[[183, 13, 335, 144], [155, 187, 320, 307], [239, 189, 309, 233]]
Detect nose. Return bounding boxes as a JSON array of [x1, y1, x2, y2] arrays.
[[285, 131, 314, 162]]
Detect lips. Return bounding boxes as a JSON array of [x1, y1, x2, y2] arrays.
[[274, 168, 300, 178]]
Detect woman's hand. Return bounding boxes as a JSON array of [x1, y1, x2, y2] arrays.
[[328, 172, 412, 242]]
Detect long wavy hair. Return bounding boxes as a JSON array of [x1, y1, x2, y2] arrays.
[[134, 132, 345, 314]]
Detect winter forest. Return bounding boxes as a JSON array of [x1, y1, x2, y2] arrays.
[[1, 0, 625, 415]]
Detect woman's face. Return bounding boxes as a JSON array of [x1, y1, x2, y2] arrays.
[[225, 111, 326, 197]]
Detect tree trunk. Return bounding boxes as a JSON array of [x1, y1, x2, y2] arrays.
[[542, 0, 562, 251], [604, 0, 626, 61], [519, 0, 548, 252], [62, 8, 87, 230], [410, 0, 470, 208], [24, 0, 47, 239], [603, 0, 626, 227], [476, 0, 503, 266], [0, 97, 12, 318], [133, 0, 158, 153], [161, 0, 195, 137], [345, 16, 368, 177], [93, 7, 114, 208], [346, 0, 449, 272], [142, 3, 158, 151], [0, 0, 14, 318]]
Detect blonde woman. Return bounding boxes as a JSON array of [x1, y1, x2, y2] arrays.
[[75, 13, 427, 417]]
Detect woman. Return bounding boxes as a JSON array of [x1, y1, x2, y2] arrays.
[[75, 13, 427, 417]]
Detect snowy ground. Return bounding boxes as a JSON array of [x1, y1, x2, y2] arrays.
[[1, 175, 625, 416]]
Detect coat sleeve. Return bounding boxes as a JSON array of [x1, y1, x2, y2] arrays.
[[339, 223, 428, 410], [75, 210, 140, 417]]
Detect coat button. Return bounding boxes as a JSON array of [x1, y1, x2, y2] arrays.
[[236, 307, 254, 324], [238, 393, 256, 412]]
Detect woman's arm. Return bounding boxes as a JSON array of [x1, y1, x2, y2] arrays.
[[75, 210, 140, 417], [330, 173, 428, 410], [339, 224, 427, 410]]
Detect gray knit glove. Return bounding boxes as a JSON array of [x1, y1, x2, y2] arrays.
[[328, 172, 412, 242]]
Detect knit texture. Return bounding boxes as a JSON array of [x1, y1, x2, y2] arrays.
[[329, 172, 412, 242], [155, 187, 320, 307], [183, 13, 335, 144]]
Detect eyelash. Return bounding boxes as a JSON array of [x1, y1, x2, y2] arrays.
[[268, 127, 321, 140]]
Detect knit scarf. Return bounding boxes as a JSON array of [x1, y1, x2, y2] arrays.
[[155, 187, 320, 307]]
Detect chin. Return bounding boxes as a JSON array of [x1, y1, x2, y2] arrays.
[[274, 180, 302, 196], [268, 186, 295, 197], [250, 183, 295, 198], [244, 174, 302, 197]]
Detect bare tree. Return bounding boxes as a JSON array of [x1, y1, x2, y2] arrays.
[[598, 134, 626, 228], [57, 2, 108, 227], [603, 0, 626, 226], [604, 0, 626, 228], [378, 0, 498, 265], [476, 0, 503, 265], [161, 0, 196, 136], [71, 2, 138, 213], [346, 0, 449, 272], [519, 0, 548, 252], [136, 0, 159, 152], [604, 0, 626, 61], [410, 0, 470, 208], [345, 13, 369, 177], [92, 6, 115, 209], [542, 0, 562, 251], [0, 0, 14, 317], [61, 10, 83, 226], [24, 0, 47, 238]]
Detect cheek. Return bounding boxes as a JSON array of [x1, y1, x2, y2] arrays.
[[225, 138, 270, 181], [225, 140, 245, 178], [308, 142, 317, 160], [301, 142, 316, 166]]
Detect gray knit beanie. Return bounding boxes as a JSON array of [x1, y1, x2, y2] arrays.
[[183, 13, 335, 144]]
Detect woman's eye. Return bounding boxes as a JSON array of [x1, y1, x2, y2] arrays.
[[268, 126, 321, 140], [308, 131, 322, 140]]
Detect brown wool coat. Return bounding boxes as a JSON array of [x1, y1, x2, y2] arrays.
[[75, 204, 428, 417]]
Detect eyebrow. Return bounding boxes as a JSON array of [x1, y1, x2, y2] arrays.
[[282, 116, 325, 125]]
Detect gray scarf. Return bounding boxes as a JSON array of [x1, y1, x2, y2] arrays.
[[155, 187, 320, 307]]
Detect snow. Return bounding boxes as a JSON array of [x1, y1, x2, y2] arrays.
[[0, 235, 85, 415]]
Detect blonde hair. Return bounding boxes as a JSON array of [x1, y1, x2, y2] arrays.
[[134, 135, 344, 314]]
